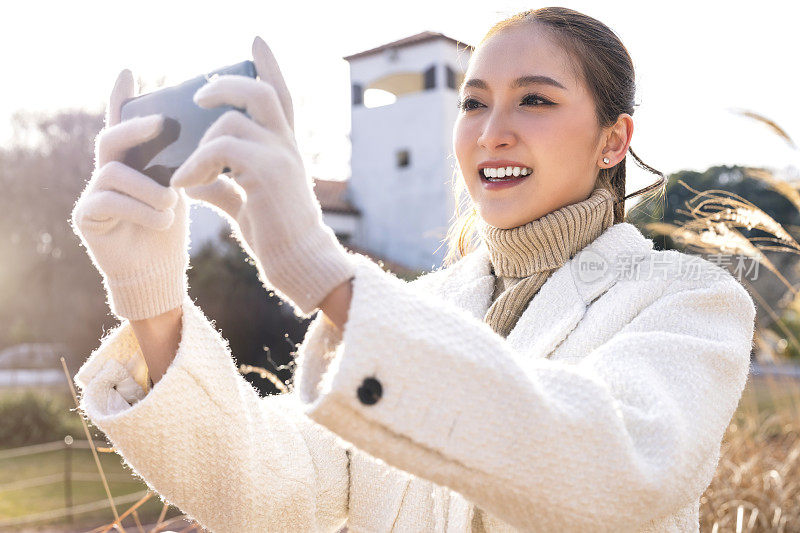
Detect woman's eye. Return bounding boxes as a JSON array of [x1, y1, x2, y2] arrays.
[[458, 94, 552, 112], [522, 93, 552, 106], [457, 98, 482, 111]]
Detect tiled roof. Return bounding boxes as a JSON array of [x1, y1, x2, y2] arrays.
[[310, 179, 429, 279], [312, 178, 360, 215], [343, 31, 474, 61]]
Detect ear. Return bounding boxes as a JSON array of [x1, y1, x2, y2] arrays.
[[600, 113, 634, 167]]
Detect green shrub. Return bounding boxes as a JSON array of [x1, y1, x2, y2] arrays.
[[0, 390, 71, 448]]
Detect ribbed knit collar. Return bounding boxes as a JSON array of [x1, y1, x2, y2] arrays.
[[476, 186, 617, 278]]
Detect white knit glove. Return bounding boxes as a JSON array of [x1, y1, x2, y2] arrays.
[[170, 36, 354, 318], [70, 69, 190, 321]]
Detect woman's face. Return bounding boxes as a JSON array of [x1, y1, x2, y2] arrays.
[[453, 24, 630, 229]]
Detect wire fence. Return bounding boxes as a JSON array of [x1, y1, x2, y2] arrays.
[[0, 358, 208, 532], [0, 437, 137, 529]]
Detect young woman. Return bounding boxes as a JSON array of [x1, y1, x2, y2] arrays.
[[71, 7, 756, 532]]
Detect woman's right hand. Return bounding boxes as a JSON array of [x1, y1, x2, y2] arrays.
[[70, 69, 190, 322]]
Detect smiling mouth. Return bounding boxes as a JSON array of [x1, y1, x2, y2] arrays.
[[478, 168, 532, 182]]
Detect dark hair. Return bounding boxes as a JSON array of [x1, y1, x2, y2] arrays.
[[442, 6, 666, 266]]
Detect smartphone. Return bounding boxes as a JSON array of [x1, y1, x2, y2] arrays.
[[119, 60, 257, 186]]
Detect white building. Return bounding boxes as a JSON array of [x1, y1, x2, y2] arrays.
[[189, 31, 474, 273]]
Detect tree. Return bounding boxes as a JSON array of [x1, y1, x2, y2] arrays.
[[0, 109, 111, 369], [188, 229, 314, 396]]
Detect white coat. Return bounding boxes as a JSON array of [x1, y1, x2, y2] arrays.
[[73, 221, 756, 532]]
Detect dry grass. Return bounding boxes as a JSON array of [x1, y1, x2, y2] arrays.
[[48, 359, 293, 532], [57, 358, 208, 533], [701, 375, 800, 532], [643, 180, 799, 291], [651, 111, 800, 532]]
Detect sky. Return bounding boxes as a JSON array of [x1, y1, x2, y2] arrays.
[[2, 0, 798, 196]]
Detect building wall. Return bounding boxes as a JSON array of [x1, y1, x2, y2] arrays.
[[347, 38, 471, 270], [323, 210, 360, 244]]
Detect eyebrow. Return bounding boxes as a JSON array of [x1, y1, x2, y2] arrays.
[[460, 75, 567, 93]]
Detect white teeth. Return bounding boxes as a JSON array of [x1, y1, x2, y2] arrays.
[[481, 166, 532, 179]]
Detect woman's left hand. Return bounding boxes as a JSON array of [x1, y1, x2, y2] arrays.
[[171, 36, 354, 318]]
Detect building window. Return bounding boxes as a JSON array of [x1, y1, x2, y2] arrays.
[[396, 149, 410, 168], [423, 65, 436, 90], [352, 83, 363, 106], [446, 65, 456, 90]]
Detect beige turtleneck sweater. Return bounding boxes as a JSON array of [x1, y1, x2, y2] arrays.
[[476, 185, 617, 339]]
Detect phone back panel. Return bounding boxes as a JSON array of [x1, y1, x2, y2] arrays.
[[119, 60, 256, 186]]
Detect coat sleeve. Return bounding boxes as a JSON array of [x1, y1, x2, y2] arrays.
[[292, 252, 756, 532], [73, 293, 350, 533]]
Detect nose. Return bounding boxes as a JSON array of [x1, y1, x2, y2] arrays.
[[477, 110, 516, 150]]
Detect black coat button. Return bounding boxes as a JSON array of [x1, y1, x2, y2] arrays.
[[357, 377, 382, 405]]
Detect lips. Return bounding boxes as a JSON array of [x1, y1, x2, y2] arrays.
[[479, 169, 529, 181], [478, 168, 530, 181], [478, 168, 530, 190]]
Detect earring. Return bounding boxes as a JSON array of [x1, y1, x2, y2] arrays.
[[602, 157, 610, 165]]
